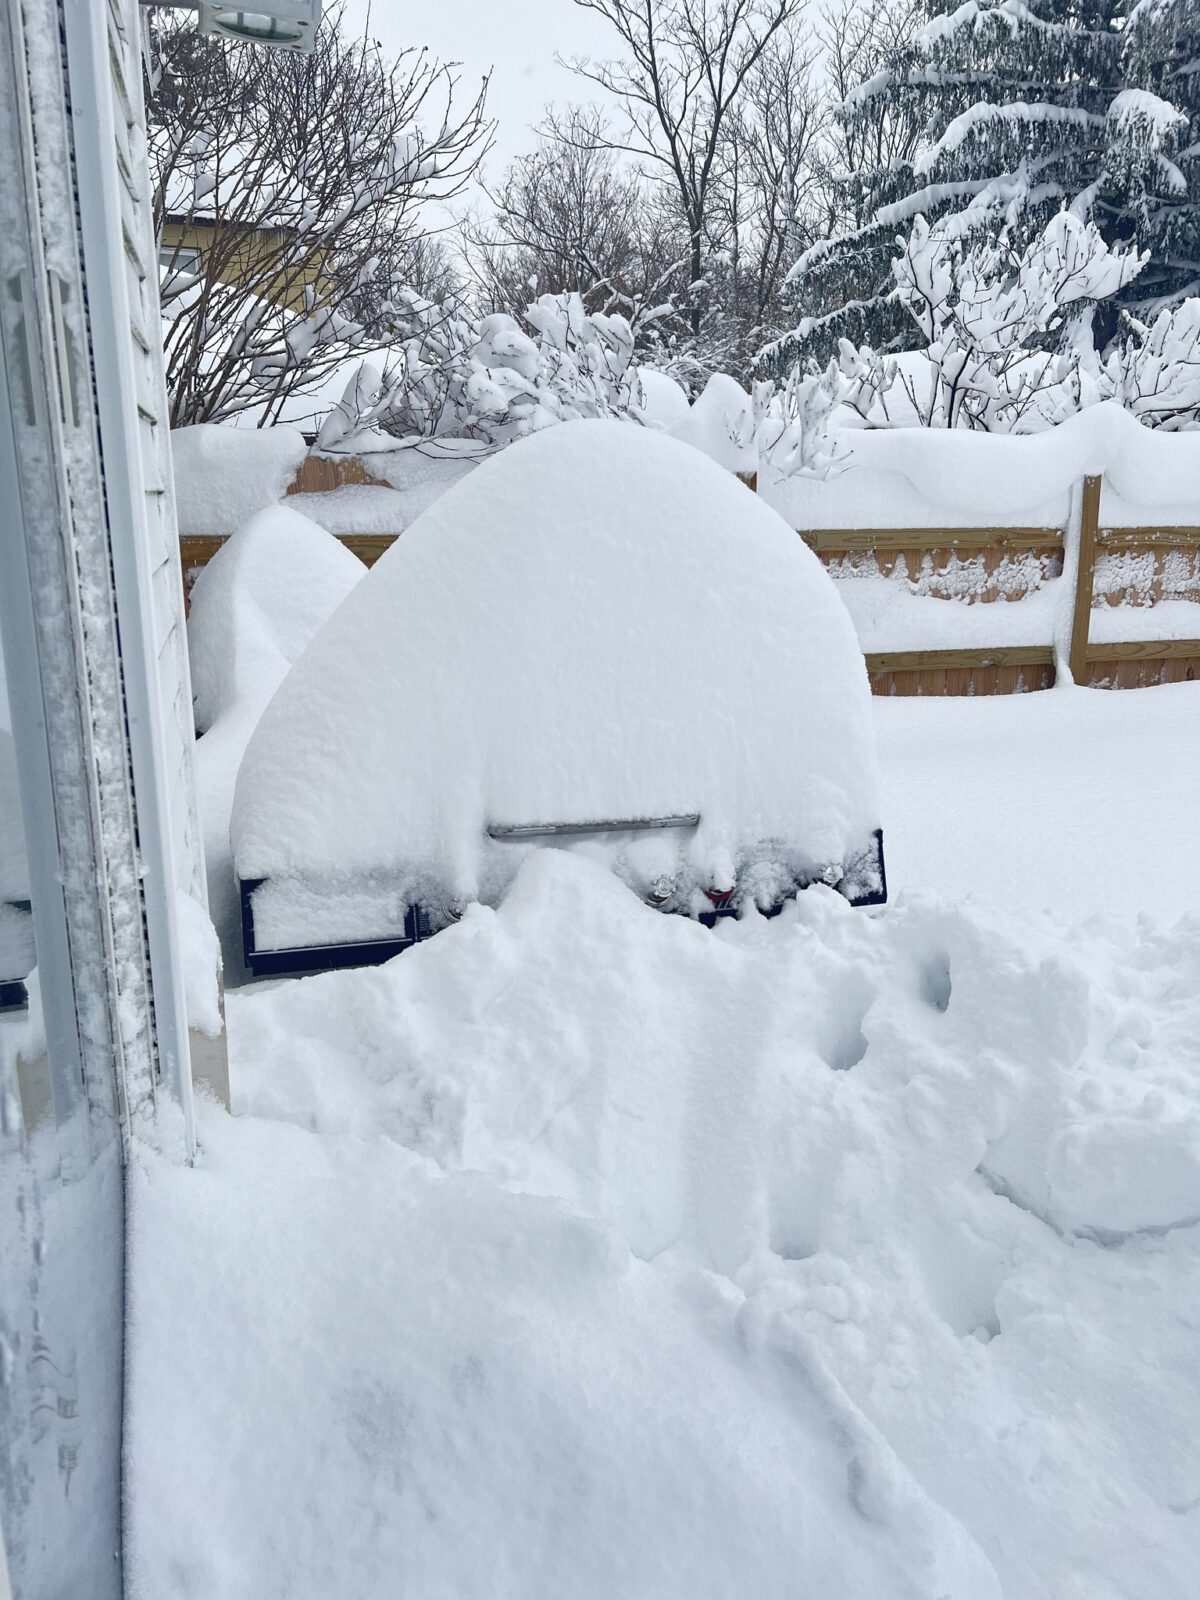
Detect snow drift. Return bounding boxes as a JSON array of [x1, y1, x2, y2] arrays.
[[128, 850, 1200, 1600], [187, 506, 366, 970], [171, 425, 308, 536]]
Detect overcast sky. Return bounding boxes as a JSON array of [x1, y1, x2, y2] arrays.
[[340, 0, 619, 182]]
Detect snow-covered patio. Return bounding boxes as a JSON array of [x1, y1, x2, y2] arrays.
[[126, 680, 1200, 1600]]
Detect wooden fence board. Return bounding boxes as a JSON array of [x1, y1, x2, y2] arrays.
[[1068, 475, 1103, 682], [1084, 655, 1200, 689], [865, 647, 1054, 674], [1084, 638, 1200, 661], [286, 455, 390, 495], [802, 527, 1062, 555], [176, 455, 1200, 699], [1097, 527, 1200, 549], [179, 534, 228, 573]]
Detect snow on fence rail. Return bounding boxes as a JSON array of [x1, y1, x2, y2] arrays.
[[796, 485, 1200, 695], [176, 407, 1200, 696]]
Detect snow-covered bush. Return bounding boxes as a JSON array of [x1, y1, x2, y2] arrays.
[[832, 209, 1145, 431], [1110, 299, 1200, 431], [758, 362, 850, 476], [316, 292, 640, 455], [670, 369, 846, 482]]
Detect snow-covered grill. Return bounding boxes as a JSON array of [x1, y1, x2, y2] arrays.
[[231, 421, 887, 977]]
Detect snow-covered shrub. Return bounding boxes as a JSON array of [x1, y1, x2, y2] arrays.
[[1111, 299, 1200, 431], [838, 210, 1145, 431], [316, 292, 640, 455], [757, 363, 849, 477], [671, 369, 846, 483]]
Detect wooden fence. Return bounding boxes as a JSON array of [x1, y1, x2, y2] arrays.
[[800, 474, 1200, 695], [179, 453, 395, 604], [179, 458, 1200, 697]]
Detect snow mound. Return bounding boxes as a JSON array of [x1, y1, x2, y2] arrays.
[[130, 851, 1200, 1599], [187, 507, 366, 970], [764, 398, 1200, 531], [232, 421, 879, 943], [838, 400, 1200, 517], [284, 449, 477, 536], [172, 425, 308, 535], [129, 1100, 999, 1600], [189, 505, 365, 735], [636, 366, 691, 429], [670, 371, 758, 474]]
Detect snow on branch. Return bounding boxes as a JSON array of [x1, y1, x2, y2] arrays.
[[914, 102, 1104, 181], [837, 208, 1147, 430], [315, 292, 641, 456]]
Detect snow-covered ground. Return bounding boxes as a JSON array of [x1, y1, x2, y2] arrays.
[[128, 675, 1200, 1599], [877, 681, 1200, 923]]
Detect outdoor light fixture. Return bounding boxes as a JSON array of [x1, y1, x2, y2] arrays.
[[196, 1, 322, 52]]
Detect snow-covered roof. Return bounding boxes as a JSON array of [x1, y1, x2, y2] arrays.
[[231, 421, 880, 931]]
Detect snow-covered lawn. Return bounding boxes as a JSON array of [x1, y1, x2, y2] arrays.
[[128, 682, 1200, 1600]]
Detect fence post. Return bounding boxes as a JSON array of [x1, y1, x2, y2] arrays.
[[1069, 474, 1102, 684]]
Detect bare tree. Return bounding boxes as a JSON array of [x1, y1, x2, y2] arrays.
[[465, 106, 691, 350], [723, 20, 827, 329], [469, 109, 648, 308], [818, 0, 924, 232], [567, 0, 806, 333], [147, 9, 490, 425]]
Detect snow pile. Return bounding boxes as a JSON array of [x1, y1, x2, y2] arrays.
[[128, 846, 1200, 1599], [756, 401, 1200, 654], [669, 371, 759, 474], [171, 425, 308, 535], [187, 507, 365, 969], [280, 449, 478, 537], [836, 571, 1065, 652], [636, 366, 691, 429], [764, 399, 1200, 526], [837, 401, 1200, 514], [232, 421, 879, 950]]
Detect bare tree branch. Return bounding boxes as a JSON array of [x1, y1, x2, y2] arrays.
[[146, 6, 491, 425]]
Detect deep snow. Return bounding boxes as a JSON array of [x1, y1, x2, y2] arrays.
[[876, 681, 1200, 923], [128, 843, 1200, 1599], [187, 506, 366, 971], [152, 412, 1200, 1598]]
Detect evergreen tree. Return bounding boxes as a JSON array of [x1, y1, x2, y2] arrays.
[[1121, 0, 1200, 308], [770, 0, 1197, 371]]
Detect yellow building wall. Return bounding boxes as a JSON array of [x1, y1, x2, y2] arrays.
[[160, 220, 327, 313]]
